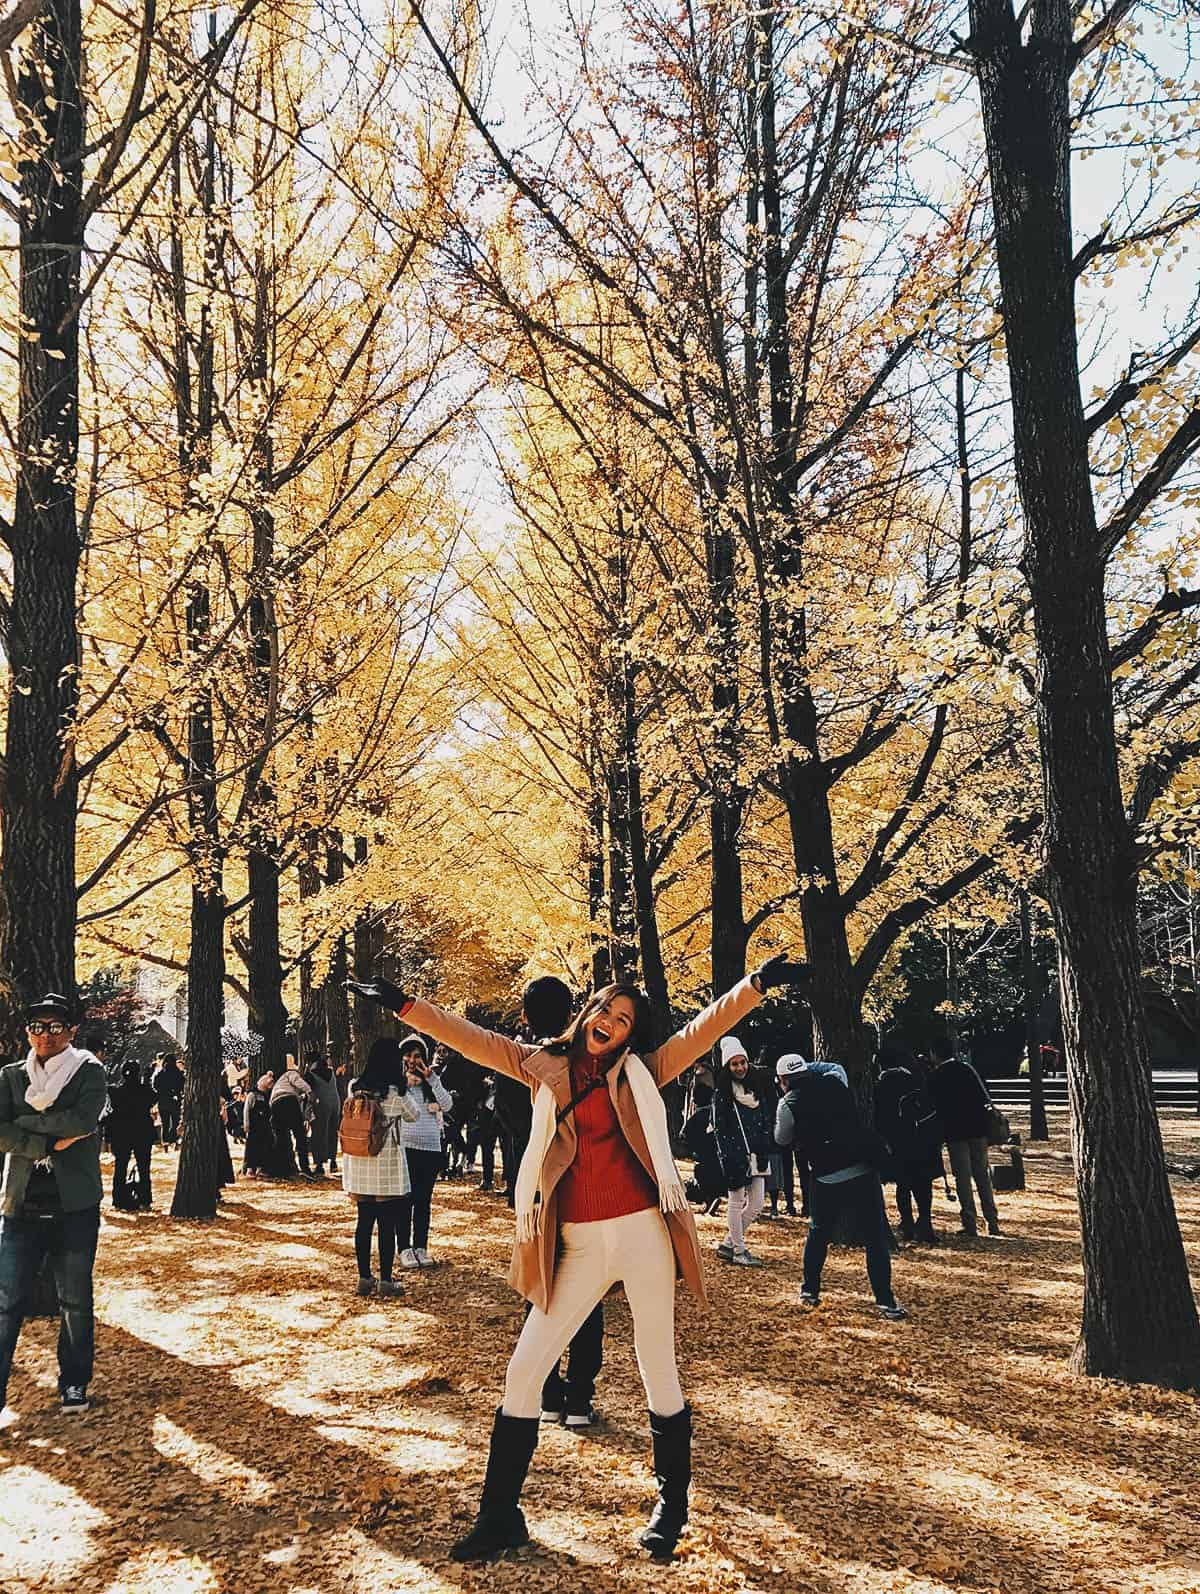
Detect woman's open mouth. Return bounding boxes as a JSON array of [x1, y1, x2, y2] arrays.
[[592, 1022, 612, 1046]]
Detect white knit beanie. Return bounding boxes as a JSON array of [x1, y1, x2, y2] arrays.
[[719, 1035, 749, 1066]]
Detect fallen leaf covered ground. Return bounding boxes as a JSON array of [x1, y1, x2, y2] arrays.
[[1, 1108, 1198, 1594]]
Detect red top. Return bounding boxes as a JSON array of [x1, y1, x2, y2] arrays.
[[557, 1061, 658, 1224]]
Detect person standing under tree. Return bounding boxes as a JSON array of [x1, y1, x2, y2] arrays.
[[927, 1034, 1001, 1238], [350, 952, 808, 1562], [0, 994, 108, 1422], [152, 1053, 184, 1147], [711, 1036, 775, 1267], [106, 1060, 156, 1211], [395, 1037, 453, 1268], [270, 1057, 315, 1180], [520, 976, 605, 1431], [341, 1039, 420, 1296], [305, 1056, 341, 1178], [774, 1055, 908, 1321], [874, 1047, 942, 1244]]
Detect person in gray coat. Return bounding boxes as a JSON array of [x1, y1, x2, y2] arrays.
[[305, 1057, 341, 1177]]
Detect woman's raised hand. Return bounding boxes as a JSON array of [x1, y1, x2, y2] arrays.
[[347, 976, 409, 1012], [750, 954, 811, 993]]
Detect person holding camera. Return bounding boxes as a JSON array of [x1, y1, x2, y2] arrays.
[[350, 953, 809, 1563], [394, 1036, 453, 1268], [775, 1056, 907, 1320]]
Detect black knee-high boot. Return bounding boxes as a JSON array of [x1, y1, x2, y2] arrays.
[[639, 1404, 692, 1558], [449, 1408, 540, 1561]]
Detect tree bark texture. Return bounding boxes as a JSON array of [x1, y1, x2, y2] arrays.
[[1, 0, 84, 1007], [1020, 889, 1049, 1141], [706, 509, 748, 993], [247, 845, 287, 1075], [971, 0, 1200, 1384], [173, 879, 226, 1218]]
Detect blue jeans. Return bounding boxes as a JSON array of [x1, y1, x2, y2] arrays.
[[802, 1172, 895, 1307], [0, 1204, 101, 1399]]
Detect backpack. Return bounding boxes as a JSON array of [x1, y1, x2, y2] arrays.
[[893, 1085, 942, 1160], [339, 1092, 387, 1157]]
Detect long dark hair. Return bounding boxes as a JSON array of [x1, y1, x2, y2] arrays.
[[546, 982, 655, 1062], [714, 1053, 769, 1106], [399, 1034, 435, 1101], [357, 1038, 408, 1095]]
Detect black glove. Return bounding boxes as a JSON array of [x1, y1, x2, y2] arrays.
[[347, 977, 410, 1011], [750, 954, 811, 993]]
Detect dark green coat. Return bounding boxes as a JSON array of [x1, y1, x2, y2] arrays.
[[0, 1054, 107, 1216]]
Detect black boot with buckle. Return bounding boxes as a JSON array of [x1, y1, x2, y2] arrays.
[[449, 1408, 539, 1561], [638, 1404, 692, 1558]]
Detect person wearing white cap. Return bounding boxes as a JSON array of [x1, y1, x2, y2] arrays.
[[774, 1056, 908, 1320], [710, 1037, 775, 1266]]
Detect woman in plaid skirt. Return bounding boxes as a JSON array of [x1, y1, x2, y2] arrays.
[[342, 1039, 419, 1296]]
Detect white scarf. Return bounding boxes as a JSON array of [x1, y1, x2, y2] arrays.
[[514, 1052, 688, 1243], [25, 1044, 89, 1112]]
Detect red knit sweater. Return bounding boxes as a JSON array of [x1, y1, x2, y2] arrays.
[[557, 1063, 657, 1224]]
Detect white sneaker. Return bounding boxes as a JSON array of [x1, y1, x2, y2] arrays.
[[399, 1247, 420, 1270], [415, 1248, 435, 1268]]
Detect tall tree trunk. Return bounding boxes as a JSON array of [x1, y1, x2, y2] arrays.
[[294, 828, 323, 1064], [243, 159, 287, 1078], [585, 752, 610, 989], [351, 838, 382, 1074], [705, 498, 747, 992], [1020, 888, 1049, 1142], [173, 589, 227, 1219], [326, 933, 350, 1067], [171, 41, 228, 1219], [754, 2, 868, 1083], [246, 846, 286, 1074], [1, 0, 84, 1008], [971, 0, 1200, 1384]]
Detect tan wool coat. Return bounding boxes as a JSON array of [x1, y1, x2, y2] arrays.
[[403, 976, 763, 1313]]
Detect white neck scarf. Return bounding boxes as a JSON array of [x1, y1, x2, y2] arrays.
[[514, 1052, 687, 1242], [25, 1044, 87, 1112]]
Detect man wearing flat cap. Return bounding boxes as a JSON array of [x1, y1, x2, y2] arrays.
[[0, 994, 107, 1424]]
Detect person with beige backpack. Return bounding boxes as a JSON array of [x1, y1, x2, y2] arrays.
[[340, 1039, 419, 1297]]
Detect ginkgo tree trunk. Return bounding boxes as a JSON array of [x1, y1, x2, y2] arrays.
[[970, 0, 1200, 1386]]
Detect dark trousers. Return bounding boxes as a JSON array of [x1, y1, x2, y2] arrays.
[[779, 1147, 811, 1215], [540, 1300, 604, 1415], [354, 1197, 405, 1281], [803, 1172, 895, 1307], [157, 1096, 181, 1144], [397, 1149, 443, 1250], [111, 1135, 153, 1209], [271, 1097, 311, 1175], [478, 1134, 497, 1189], [0, 1205, 101, 1399], [895, 1166, 934, 1236]]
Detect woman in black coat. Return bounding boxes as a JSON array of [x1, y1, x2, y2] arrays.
[[107, 1060, 157, 1209], [243, 1072, 279, 1177], [710, 1036, 775, 1266]]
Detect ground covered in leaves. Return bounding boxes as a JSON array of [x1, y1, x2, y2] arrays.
[[2, 1109, 1198, 1594]]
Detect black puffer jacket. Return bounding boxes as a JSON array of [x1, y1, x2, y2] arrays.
[[711, 1069, 776, 1191]]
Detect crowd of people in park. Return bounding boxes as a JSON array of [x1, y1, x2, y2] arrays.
[[0, 969, 1015, 1561]]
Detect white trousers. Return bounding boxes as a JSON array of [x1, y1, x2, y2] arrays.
[[502, 1206, 684, 1419], [725, 1175, 767, 1252]]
